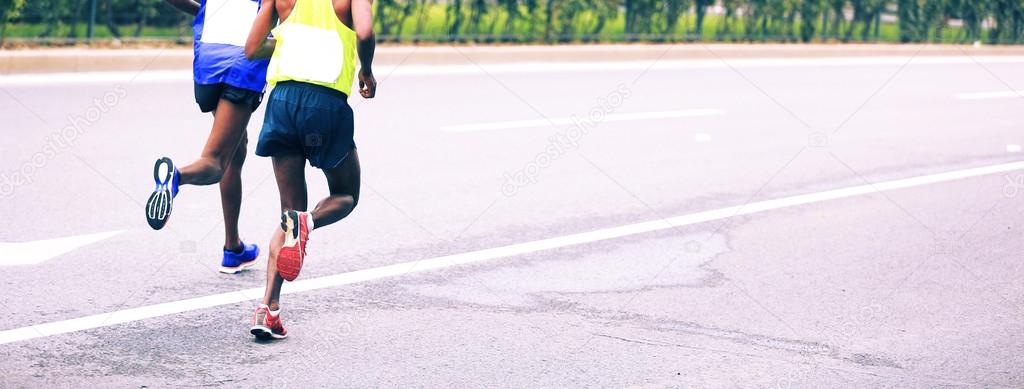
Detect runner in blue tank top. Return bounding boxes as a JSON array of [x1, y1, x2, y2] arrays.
[[147, 0, 270, 274]]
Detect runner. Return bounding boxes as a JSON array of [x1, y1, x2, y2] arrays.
[[148, 0, 270, 274], [243, 0, 376, 339]]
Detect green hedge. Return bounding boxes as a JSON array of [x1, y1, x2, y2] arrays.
[[1, 0, 1022, 45]]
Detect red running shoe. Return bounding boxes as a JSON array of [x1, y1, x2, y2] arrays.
[[278, 210, 311, 282], [250, 304, 288, 339]]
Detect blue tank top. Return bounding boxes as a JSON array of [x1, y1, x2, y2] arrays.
[[192, 0, 269, 92]]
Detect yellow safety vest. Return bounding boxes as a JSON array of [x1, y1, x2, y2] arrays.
[[266, 0, 358, 96]]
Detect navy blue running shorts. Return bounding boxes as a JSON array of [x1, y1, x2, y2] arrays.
[[255, 81, 356, 169]]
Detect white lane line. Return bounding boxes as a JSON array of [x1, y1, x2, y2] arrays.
[[955, 90, 1024, 100], [3, 160, 1024, 345], [387, 56, 1024, 76], [1008, 144, 1022, 153], [0, 70, 192, 86], [694, 133, 713, 143], [442, 109, 725, 132], [5, 56, 1024, 86], [0, 49, 193, 58], [0, 230, 124, 266]]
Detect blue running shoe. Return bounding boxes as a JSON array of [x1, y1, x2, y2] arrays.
[[146, 157, 180, 230], [220, 242, 260, 274]]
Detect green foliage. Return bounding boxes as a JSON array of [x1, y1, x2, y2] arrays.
[[3, 0, 1024, 45], [799, 0, 821, 42], [0, 0, 25, 44], [0, 0, 25, 17]]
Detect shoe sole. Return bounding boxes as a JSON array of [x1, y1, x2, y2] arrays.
[[250, 325, 287, 339], [277, 211, 304, 282], [219, 257, 259, 274], [219, 246, 261, 274], [145, 157, 175, 230]]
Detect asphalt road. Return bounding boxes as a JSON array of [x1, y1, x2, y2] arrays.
[[0, 45, 1023, 388]]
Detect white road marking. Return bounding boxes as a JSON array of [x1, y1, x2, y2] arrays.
[[0, 70, 191, 86], [387, 56, 1024, 77], [3, 160, 1024, 345], [4, 56, 1024, 86], [955, 90, 1024, 100], [0, 230, 124, 266], [0, 49, 193, 58], [442, 109, 725, 132], [1008, 144, 1022, 153], [694, 133, 712, 142]]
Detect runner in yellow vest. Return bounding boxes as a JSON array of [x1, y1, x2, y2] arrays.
[[244, 0, 376, 340]]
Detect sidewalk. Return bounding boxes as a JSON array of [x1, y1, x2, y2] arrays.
[[2, 44, 1024, 74]]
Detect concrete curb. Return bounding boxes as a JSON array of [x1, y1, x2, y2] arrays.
[[2, 44, 1023, 74]]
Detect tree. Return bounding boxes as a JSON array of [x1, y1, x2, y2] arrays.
[[764, 0, 789, 38], [665, 0, 689, 36], [103, 0, 122, 38], [922, 0, 948, 42], [622, 0, 659, 37], [520, 0, 537, 39], [588, 0, 619, 37], [2, 0, 1018, 46], [33, 0, 68, 38], [376, 0, 397, 36], [555, 0, 573, 40], [0, 0, 25, 46], [743, 0, 767, 40], [498, 0, 518, 38], [447, 0, 464, 39], [624, 0, 634, 34], [66, 0, 84, 38], [897, 0, 923, 42], [844, 0, 865, 42], [861, 0, 885, 41], [694, 0, 714, 38], [134, 0, 160, 38], [468, 0, 487, 36], [717, 0, 740, 38], [412, 0, 432, 40], [394, 1, 416, 37], [543, 0, 554, 41], [958, 0, 988, 41], [827, 0, 845, 39], [783, 0, 800, 39], [799, 0, 822, 42], [989, 0, 1024, 43], [377, 0, 417, 39]]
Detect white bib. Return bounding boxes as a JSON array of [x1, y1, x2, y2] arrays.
[[200, 0, 260, 47], [274, 23, 345, 84]]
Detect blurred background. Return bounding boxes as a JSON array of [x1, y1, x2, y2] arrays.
[[1, 0, 1023, 47]]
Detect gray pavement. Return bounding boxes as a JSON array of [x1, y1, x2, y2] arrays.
[[0, 45, 1022, 388]]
